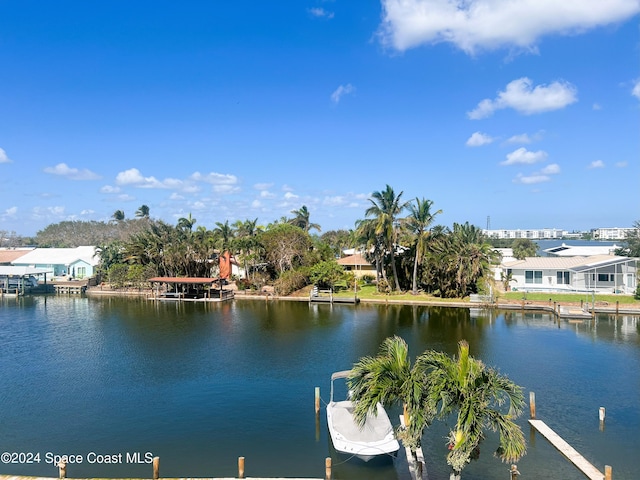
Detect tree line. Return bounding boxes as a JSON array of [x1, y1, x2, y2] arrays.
[[13, 190, 640, 299]]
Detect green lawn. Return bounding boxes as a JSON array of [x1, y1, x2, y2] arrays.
[[502, 291, 639, 305], [329, 283, 640, 305], [332, 284, 467, 303]]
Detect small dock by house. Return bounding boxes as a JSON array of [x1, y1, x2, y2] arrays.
[[309, 287, 359, 304], [149, 277, 234, 302]]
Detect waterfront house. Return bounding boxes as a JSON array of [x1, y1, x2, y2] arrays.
[[502, 254, 638, 294], [337, 253, 376, 279], [11, 246, 100, 280]]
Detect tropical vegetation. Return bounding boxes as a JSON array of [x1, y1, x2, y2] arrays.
[[8, 190, 636, 301], [348, 336, 526, 480]]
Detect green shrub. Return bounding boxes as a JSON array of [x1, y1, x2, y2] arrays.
[[361, 274, 375, 285], [273, 269, 309, 296], [635, 284, 640, 300]]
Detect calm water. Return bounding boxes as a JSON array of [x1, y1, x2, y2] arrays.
[[1, 296, 638, 480]]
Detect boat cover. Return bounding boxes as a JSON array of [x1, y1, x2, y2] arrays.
[[330, 400, 394, 443]]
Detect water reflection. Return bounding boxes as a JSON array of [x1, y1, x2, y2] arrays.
[[0, 296, 638, 479]]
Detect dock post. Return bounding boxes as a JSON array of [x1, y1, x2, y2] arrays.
[[325, 456, 332, 480], [238, 456, 245, 478], [599, 407, 606, 421], [58, 459, 67, 478], [153, 456, 160, 479], [509, 464, 520, 480], [315, 386, 321, 414], [605, 465, 612, 480], [616, 301, 619, 315], [529, 391, 536, 419]]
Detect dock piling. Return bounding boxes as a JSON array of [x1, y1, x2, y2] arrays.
[[325, 457, 332, 480], [605, 465, 612, 480], [529, 391, 536, 419], [58, 459, 67, 479], [153, 456, 160, 479], [238, 456, 245, 479], [509, 464, 520, 480], [315, 386, 320, 414]]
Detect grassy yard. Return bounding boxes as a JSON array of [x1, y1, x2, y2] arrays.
[[332, 284, 467, 303], [501, 291, 639, 305], [328, 283, 640, 306]]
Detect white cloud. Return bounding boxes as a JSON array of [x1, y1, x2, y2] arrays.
[[466, 131, 494, 147], [0, 148, 12, 163], [541, 163, 561, 174], [513, 173, 550, 184], [469, 77, 577, 119], [632, 80, 640, 100], [615, 161, 628, 168], [588, 160, 605, 169], [284, 192, 299, 200], [309, 7, 334, 19], [378, 0, 640, 53], [80, 209, 95, 215], [44, 162, 101, 180], [254, 182, 273, 190], [100, 185, 121, 194], [169, 193, 184, 200], [117, 194, 135, 201], [592, 103, 602, 110], [213, 184, 240, 194], [1, 206, 18, 218], [116, 168, 164, 188], [251, 199, 262, 208], [501, 148, 548, 166], [506, 134, 532, 144], [323, 196, 346, 206], [191, 171, 238, 185], [331, 84, 355, 104], [260, 190, 275, 198]]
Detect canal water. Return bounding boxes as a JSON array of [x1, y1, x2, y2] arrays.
[[1, 296, 638, 480]]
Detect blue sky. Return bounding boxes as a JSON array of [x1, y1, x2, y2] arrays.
[[1, 0, 639, 236]]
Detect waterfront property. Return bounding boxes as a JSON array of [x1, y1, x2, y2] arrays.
[[148, 276, 234, 301], [336, 253, 375, 278], [10, 246, 99, 280], [503, 254, 638, 294], [0, 266, 51, 295]]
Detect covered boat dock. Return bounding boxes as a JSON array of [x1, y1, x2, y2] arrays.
[[149, 277, 234, 302]]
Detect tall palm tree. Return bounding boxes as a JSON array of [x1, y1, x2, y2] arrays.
[[354, 218, 387, 287], [177, 213, 196, 232], [348, 336, 434, 451], [112, 209, 125, 222], [365, 185, 409, 291], [405, 197, 442, 295], [135, 204, 150, 218], [420, 340, 526, 480], [213, 220, 235, 253], [289, 205, 321, 233]]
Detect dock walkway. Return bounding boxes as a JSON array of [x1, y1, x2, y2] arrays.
[[528, 419, 604, 480]]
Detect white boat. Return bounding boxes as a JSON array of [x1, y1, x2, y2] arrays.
[[326, 370, 400, 462]]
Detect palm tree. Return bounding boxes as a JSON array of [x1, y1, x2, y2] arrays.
[[213, 220, 235, 252], [177, 213, 196, 232], [405, 197, 442, 295], [365, 185, 409, 291], [112, 209, 125, 222], [348, 336, 434, 451], [135, 204, 150, 218], [420, 340, 526, 480], [289, 205, 321, 233]]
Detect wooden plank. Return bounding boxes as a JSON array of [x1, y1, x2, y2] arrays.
[[529, 419, 604, 480]]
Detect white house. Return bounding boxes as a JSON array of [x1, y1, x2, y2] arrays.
[[11, 246, 100, 280], [503, 255, 637, 294]]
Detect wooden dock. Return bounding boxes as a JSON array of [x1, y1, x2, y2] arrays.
[[529, 419, 605, 480]]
